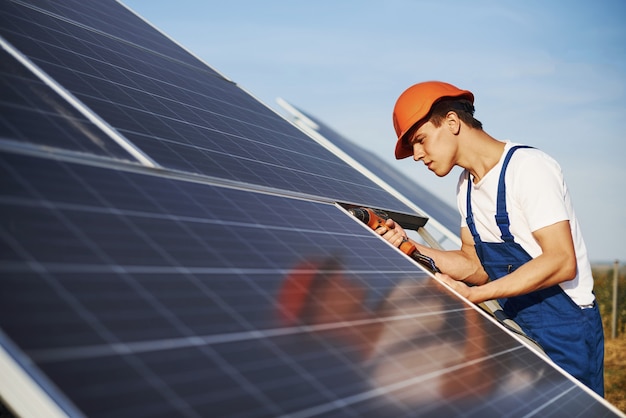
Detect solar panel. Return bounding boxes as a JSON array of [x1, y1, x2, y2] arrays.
[[0, 1, 623, 417], [0, 0, 412, 212], [0, 153, 617, 418]]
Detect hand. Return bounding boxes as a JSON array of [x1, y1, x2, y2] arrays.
[[435, 272, 473, 301], [375, 218, 409, 248]]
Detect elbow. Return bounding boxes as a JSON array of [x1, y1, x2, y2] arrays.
[[565, 265, 577, 282], [560, 255, 578, 282]]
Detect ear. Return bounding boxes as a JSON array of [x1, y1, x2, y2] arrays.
[[445, 111, 461, 135]]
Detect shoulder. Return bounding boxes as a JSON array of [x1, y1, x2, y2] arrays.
[[506, 146, 570, 224], [509, 145, 562, 171], [506, 145, 565, 186]]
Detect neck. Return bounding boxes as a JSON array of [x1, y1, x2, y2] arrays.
[[459, 134, 505, 183]]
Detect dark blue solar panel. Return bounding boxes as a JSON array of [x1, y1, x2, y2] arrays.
[[0, 0, 413, 212], [2, 0, 219, 76], [0, 152, 617, 418], [0, 47, 132, 160]]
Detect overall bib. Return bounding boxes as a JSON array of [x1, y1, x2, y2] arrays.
[[466, 146, 604, 396]]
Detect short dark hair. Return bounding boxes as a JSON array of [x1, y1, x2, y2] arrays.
[[402, 98, 483, 147], [428, 98, 483, 129]]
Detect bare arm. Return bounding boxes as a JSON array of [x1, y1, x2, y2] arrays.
[[438, 220, 577, 304], [376, 219, 488, 284]]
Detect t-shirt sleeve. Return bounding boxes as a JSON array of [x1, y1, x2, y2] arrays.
[[510, 152, 570, 232]]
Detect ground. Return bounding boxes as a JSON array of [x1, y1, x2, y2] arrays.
[[605, 334, 626, 413]]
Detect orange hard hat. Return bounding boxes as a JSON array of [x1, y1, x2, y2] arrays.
[[392, 81, 474, 159]]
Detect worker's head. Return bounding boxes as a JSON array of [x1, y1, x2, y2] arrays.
[[392, 81, 481, 159]]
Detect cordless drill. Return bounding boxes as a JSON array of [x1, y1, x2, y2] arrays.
[[348, 207, 441, 274]]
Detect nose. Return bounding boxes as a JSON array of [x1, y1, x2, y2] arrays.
[[412, 144, 424, 161]]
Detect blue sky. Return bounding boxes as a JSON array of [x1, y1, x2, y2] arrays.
[[124, 0, 626, 262]]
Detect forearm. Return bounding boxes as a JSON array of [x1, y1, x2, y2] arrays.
[[464, 220, 577, 303], [411, 240, 487, 285], [464, 250, 576, 303], [376, 220, 487, 284]]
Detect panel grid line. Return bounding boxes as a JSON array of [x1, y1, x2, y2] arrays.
[[281, 346, 524, 418], [27, 307, 469, 362]]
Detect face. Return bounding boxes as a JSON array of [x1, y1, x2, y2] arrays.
[[408, 117, 458, 177]]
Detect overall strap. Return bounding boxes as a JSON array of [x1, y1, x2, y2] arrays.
[[466, 145, 533, 244], [495, 145, 533, 241]]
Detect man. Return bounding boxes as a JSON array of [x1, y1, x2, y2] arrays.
[[377, 81, 604, 396]]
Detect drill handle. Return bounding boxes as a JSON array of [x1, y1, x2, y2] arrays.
[[398, 239, 417, 257]]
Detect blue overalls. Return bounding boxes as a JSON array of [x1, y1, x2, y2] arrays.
[[466, 146, 604, 396]]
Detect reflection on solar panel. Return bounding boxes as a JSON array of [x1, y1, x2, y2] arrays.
[[0, 1, 622, 417]]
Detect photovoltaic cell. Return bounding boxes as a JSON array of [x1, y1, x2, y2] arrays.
[[0, 0, 622, 417]]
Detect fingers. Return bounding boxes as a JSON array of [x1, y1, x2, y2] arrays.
[[435, 272, 450, 283], [435, 272, 457, 293], [390, 231, 408, 247], [375, 218, 397, 236], [375, 222, 408, 248]]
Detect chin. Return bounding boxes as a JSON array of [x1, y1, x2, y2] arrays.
[[432, 166, 452, 178]]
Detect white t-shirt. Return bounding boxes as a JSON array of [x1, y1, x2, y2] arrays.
[[456, 142, 594, 306]]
